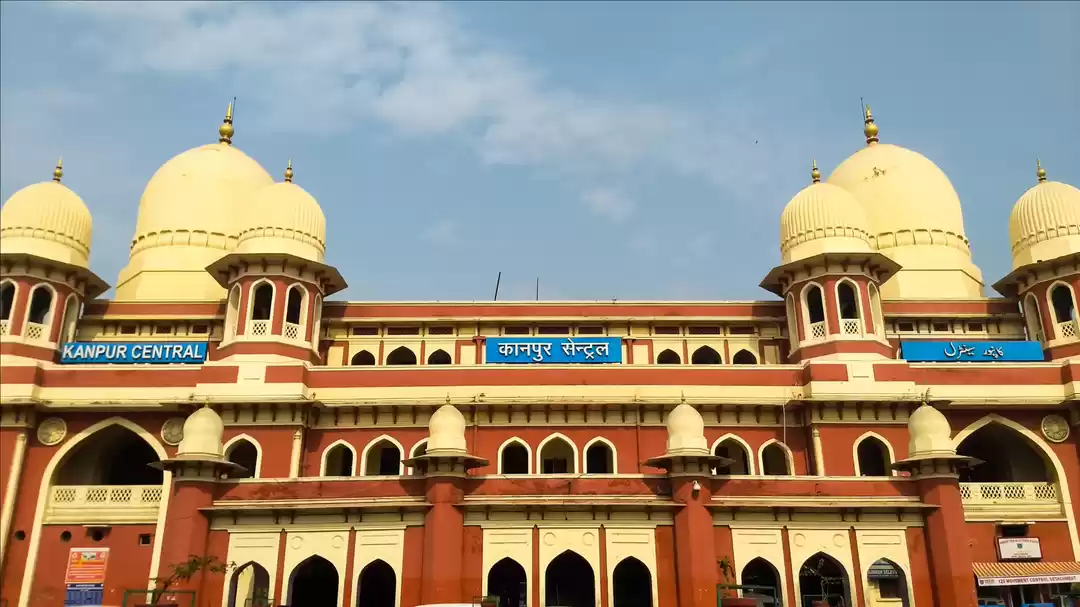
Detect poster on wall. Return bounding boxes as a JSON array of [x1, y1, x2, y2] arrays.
[[64, 548, 109, 607]]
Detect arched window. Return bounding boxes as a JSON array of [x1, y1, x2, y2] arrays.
[[741, 558, 782, 606], [487, 557, 527, 607], [583, 438, 615, 474], [1050, 284, 1078, 337], [546, 551, 595, 607], [362, 437, 403, 476], [227, 562, 271, 607], [311, 295, 323, 348], [760, 441, 792, 476], [226, 285, 241, 339], [322, 441, 355, 476], [837, 280, 862, 336], [62, 295, 80, 343], [499, 439, 530, 474], [612, 557, 652, 607], [691, 345, 721, 365], [0, 281, 15, 321], [26, 285, 54, 326], [713, 437, 752, 475], [427, 349, 452, 365], [538, 434, 577, 474], [351, 350, 376, 366], [225, 437, 261, 479], [855, 435, 892, 477], [55, 424, 164, 486], [285, 285, 305, 325], [288, 556, 339, 607], [250, 282, 273, 321], [355, 559, 396, 607], [798, 553, 851, 606], [731, 349, 757, 365], [386, 346, 417, 365], [1024, 293, 1045, 342], [656, 349, 681, 364], [786, 293, 799, 349], [868, 283, 883, 336], [408, 440, 428, 475], [803, 284, 826, 340]]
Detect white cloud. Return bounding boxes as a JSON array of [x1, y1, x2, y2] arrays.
[[581, 187, 634, 223], [54, 1, 776, 195], [421, 218, 460, 246]]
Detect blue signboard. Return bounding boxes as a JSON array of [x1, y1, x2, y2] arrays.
[[486, 337, 622, 364], [900, 340, 1044, 363], [64, 584, 104, 606], [60, 341, 209, 365]]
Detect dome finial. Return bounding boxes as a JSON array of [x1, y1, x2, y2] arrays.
[[1036, 157, 1047, 183], [218, 101, 235, 145], [52, 157, 63, 182], [811, 159, 821, 183], [863, 104, 879, 145], [284, 158, 294, 183]]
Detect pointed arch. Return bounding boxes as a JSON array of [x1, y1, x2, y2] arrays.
[[226, 560, 271, 607], [656, 348, 681, 364], [226, 284, 241, 340], [248, 279, 275, 322], [711, 434, 755, 475], [785, 292, 799, 349], [320, 439, 357, 477], [486, 556, 528, 607], [351, 350, 376, 366], [545, 549, 596, 607], [355, 558, 395, 607], [861, 556, 914, 607], [311, 294, 323, 348], [407, 439, 428, 475], [386, 345, 417, 365], [852, 431, 895, 477], [223, 434, 263, 479], [758, 439, 794, 476], [287, 554, 339, 606], [868, 283, 884, 336], [952, 413, 1079, 556], [691, 345, 722, 365], [0, 279, 16, 322], [835, 278, 863, 319], [17, 417, 173, 607], [360, 434, 405, 476], [738, 556, 785, 606], [497, 437, 532, 475], [427, 349, 452, 365], [61, 293, 80, 344], [731, 349, 757, 365], [25, 283, 56, 328], [537, 432, 579, 475], [284, 282, 308, 326], [582, 436, 618, 474], [1024, 292, 1045, 342], [801, 281, 827, 340], [612, 555, 653, 607]]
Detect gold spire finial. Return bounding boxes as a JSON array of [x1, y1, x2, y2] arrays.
[[218, 101, 234, 145], [284, 158, 294, 183], [811, 159, 821, 183], [1036, 158, 1047, 183], [52, 157, 63, 182], [863, 104, 879, 145]]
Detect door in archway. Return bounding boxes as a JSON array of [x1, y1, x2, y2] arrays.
[[612, 557, 652, 607], [545, 551, 595, 607], [798, 552, 850, 607], [289, 556, 339, 607], [356, 559, 396, 607], [488, 557, 527, 607]]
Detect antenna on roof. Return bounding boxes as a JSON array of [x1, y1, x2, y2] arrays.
[[493, 271, 502, 301], [535, 277, 539, 301]]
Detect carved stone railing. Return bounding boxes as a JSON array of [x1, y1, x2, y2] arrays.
[[45, 485, 163, 524], [248, 319, 270, 337], [809, 321, 827, 340], [960, 482, 1062, 519]]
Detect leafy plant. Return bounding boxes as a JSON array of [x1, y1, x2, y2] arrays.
[[717, 556, 736, 597], [147, 555, 234, 605]]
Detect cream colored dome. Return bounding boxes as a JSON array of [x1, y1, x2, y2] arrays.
[[780, 162, 872, 263], [115, 106, 275, 301], [427, 404, 468, 453], [0, 160, 93, 268], [1009, 161, 1080, 269], [826, 108, 983, 298], [236, 162, 326, 262], [665, 403, 709, 455], [906, 404, 956, 460], [176, 407, 225, 460]]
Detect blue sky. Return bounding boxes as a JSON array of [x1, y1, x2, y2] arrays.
[[2, 1, 1077, 301]]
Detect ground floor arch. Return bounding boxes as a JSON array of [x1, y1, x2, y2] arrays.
[[798, 552, 851, 607], [546, 550, 595, 607], [488, 557, 528, 607], [740, 557, 781, 605], [865, 558, 910, 606], [612, 556, 652, 607], [356, 559, 396, 607], [288, 555, 339, 607], [228, 561, 271, 607]]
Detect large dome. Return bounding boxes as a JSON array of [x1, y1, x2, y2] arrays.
[[780, 162, 872, 263], [0, 160, 93, 268], [827, 108, 983, 299], [1009, 160, 1080, 270], [115, 107, 274, 301], [236, 162, 326, 263]]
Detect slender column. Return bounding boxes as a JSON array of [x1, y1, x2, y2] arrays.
[[0, 430, 28, 567], [154, 466, 217, 593], [421, 474, 466, 602], [811, 426, 825, 476], [671, 475, 717, 607], [917, 471, 977, 607], [289, 428, 304, 478]]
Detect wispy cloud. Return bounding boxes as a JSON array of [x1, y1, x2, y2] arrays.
[[581, 187, 634, 223]]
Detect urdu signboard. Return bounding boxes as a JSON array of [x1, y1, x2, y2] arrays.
[[899, 340, 1044, 363]]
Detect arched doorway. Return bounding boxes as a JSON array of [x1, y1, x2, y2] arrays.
[[714, 438, 751, 475], [539, 435, 576, 474], [55, 424, 163, 486], [288, 556, 338, 607], [856, 436, 890, 477], [363, 439, 402, 476], [866, 558, 910, 606], [356, 559, 396, 607], [957, 423, 1052, 484], [227, 562, 270, 607], [612, 557, 652, 607], [225, 439, 259, 479], [740, 557, 781, 605], [488, 557, 527, 607], [501, 441, 530, 474], [545, 550, 595, 607], [584, 440, 614, 474], [798, 552, 850, 607]]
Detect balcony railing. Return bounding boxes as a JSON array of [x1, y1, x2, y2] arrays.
[[1056, 319, 1077, 339], [45, 485, 163, 524], [809, 321, 827, 340], [249, 319, 270, 336], [841, 318, 862, 336], [24, 321, 46, 341], [960, 482, 1062, 518], [0, 319, 8, 336], [283, 321, 301, 340]]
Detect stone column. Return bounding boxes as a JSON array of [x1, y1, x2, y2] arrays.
[[0, 429, 28, 567], [671, 473, 718, 607], [916, 464, 977, 607], [421, 470, 466, 602], [152, 464, 219, 597], [289, 428, 303, 478], [811, 425, 825, 476]]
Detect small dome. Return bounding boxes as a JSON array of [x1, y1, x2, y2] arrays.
[[780, 165, 872, 263], [236, 163, 326, 262], [1009, 162, 1080, 269], [0, 160, 93, 268], [176, 407, 225, 460], [906, 405, 956, 460], [427, 404, 468, 453], [665, 403, 709, 455]]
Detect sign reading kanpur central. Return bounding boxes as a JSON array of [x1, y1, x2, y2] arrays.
[[60, 342, 208, 365]]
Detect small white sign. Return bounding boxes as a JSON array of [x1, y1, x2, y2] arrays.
[[997, 537, 1042, 560]]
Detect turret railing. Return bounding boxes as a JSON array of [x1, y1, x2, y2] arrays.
[[283, 321, 301, 340], [23, 321, 46, 341], [45, 484, 163, 524], [1056, 319, 1077, 339], [809, 321, 827, 340], [248, 319, 270, 336], [0, 319, 8, 336]]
